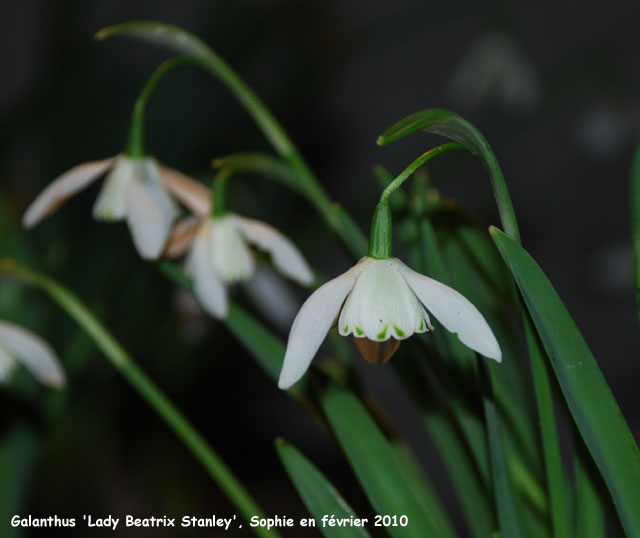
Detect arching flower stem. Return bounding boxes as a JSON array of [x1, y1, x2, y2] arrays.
[[212, 168, 233, 217], [368, 142, 465, 260], [125, 55, 206, 158]]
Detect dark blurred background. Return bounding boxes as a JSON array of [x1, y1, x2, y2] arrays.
[[2, 1, 640, 536]]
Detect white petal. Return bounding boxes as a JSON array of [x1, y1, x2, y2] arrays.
[[159, 165, 212, 216], [23, 157, 116, 228], [211, 216, 254, 283], [92, 156, 135, 220], [230, 214, 314, 286], [244, 266, 299, 332], [399, 261, 502, 361], [0, 322, 65, 387], [339, 258, 430, 341], [278, 261, 364, 390], [124, 159, 178, 260], [0, 343, 17, 384], [185, 220, 228, 319], [164, 215, 201, 258]]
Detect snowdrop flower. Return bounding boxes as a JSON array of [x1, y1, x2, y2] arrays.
[[166, 213, 314, 319], [22, 154, 209, 260], [0, 321, 65, 388], [278, 256, 501, 388], [278, 191, 501, 389]]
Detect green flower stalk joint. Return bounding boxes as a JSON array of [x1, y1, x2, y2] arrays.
[[278, 168, 502, 390], [0, 320, 65, 388], [165, 172, 314, 319]]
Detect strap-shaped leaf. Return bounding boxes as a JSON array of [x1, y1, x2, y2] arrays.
[[490, 227, 640, 537], [377, 109, 520, 243], [276, 439, 372, 538], [322, 385, 443, 538]]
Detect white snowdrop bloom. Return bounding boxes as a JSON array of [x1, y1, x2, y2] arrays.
[[0, 321, 65, 388], [171, 214, 314, 319], [22, 154, 210, 260], [278, 256, 501, 389]]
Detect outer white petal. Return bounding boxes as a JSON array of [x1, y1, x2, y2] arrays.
[[339, 258, 430, 341], [399, 261, 502, 361], [185, 220, 228, 319], [229, 214, 314, 286], [0, 343, 16, 384], [211, 216, 255, 283], [278, 261, 365, 390], [22, 156, 116, 228], [124, 159, 178, 260], [244, 266, 299, 332], [92, 156, 135, 220], [0, 322, 65, 387], [164, 215, 200, 258], [159, 165, 212, 216]]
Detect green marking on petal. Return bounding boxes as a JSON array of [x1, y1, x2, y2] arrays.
[[394, 325, 406, 338], [343, 325, 349, 332], [355, 326, 364, 336], [418, 319, 424, 331], [377, 326, 388, 340]]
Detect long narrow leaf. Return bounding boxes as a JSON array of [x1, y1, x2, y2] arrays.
[[574, 442, 605, 538], [390, 442, 458, 538], [322, 385, 442, 538], [394, 354, 494, 538], [276, 440, 372, 538], [479, 360, 527, 538], [491, 227, 640, 537], [525, 317, 571, 538], [377, 108, 520, 242]]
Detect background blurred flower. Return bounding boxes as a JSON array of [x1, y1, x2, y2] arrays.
[[22, 155, 208, 260], [0, 320, 65, 388], [168, 214, 314, 319]]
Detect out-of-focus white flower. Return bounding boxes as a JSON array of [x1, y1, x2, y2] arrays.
[[244, 266, 301, 332], [22, 154, 209, 260], [448, 32, 540, 114], [278, 256, 501, 389], [0, 321, 65, 388], [166, 213, 314, 319]]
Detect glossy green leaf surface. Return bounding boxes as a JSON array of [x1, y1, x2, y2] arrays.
[[491, 227, 640, 537], [276, 440, 372, 538]]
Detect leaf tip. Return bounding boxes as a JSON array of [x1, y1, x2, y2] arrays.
[[94, 27, 111, 41]]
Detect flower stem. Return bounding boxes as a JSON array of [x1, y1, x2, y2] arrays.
[[379, 143, 464, 205], [212, 168, 233, 217], [368, 202, 393, 259], [367, 143, 464, 258], [125, 56, 207, 158], [98, 22, 368, 257], [0, 258, 278, 538]]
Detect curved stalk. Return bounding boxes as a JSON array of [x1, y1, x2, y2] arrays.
[[98, 22, 368, 257], [0, 258, 278, 538]]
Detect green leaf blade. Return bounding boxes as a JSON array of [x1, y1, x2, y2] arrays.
[[490, 227, 640, 537], [377, 109, 520, 242], [96, 20, 215, 60], [276, 440, 372, 538], [322, 385, 443, 538]]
